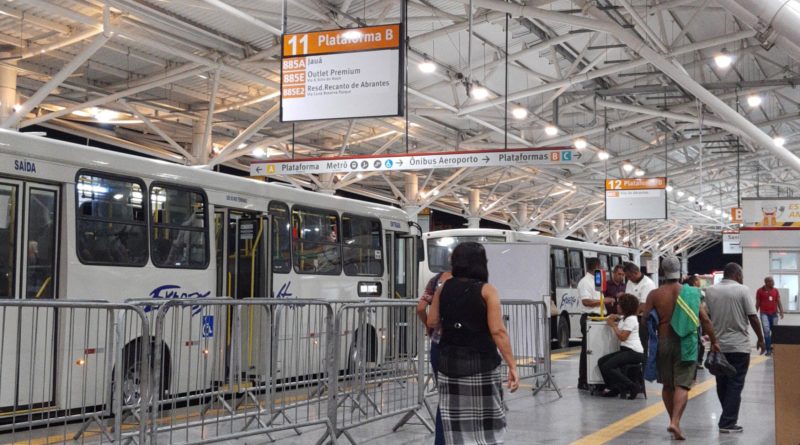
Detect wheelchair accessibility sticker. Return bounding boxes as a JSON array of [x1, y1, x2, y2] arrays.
[[202, 315, 214, 338]]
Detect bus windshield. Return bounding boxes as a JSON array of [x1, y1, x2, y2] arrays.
[[427, 235, 506, 272]]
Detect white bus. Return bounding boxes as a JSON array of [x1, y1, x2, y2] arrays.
[[419, 228, 639, 349], [0, 129, 418, 416]]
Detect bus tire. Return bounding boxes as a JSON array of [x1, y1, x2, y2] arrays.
[[557, 315, 570, 350], [347, 326, 377, 374], [111, 339, 171, 413]]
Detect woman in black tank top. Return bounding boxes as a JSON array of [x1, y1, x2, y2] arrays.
[[427, 242, 519, 444]]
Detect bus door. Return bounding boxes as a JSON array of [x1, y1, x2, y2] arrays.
[[388, 233, 418, 358], [232, 215, 271, 379], [0, 180, 59, 409]]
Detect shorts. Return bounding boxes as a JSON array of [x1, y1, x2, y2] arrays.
[[656, 329, 696, 389]]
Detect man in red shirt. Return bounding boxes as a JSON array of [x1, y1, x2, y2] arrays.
[[755, 276, 785, 355]]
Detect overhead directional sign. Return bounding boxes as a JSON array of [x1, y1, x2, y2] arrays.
[[722, 230, 742, 254], [250, 147, 581, 176], [605, 177, 667, 220], [281, 24, 403, 122]]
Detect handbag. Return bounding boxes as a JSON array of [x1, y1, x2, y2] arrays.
[[704, 351, 737, 378]]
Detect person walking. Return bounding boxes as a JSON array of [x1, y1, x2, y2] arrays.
[[427, 242, 519, 444], [598, 294, 645, 399], [755, 276, 784, 355], [704, 263, 766, 434], [417, 269, 452, 445], [640, 256, 719, 440], [577, 257, 603, 390]]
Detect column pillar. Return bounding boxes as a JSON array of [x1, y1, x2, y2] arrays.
[[0, 55, 17, 124], [517, 204, 528, 230], [192, 111, 209, 164], [403, 173, 420, 224], [467, 189, 481, 228]]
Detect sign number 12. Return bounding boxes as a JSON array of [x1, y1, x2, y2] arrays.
[[287, 34, 308, 56]]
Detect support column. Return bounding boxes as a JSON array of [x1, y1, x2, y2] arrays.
[[403, 173, 420, 223], [318, 173, 336, 195], [681, 253, 689, 276], [516, 204, 528, 231], [650, 249, 660, 285], [192, 111, 209, 164], [467, 189, 481, 228], [556, 213, 566, 234], [0, 55, 16, 123]]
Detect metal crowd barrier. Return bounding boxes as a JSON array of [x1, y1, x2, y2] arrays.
[[321, 300, 431, 445], [147, 298, 337, 445], [0, 297, 558, 445], [0, 300, 150, 445], [500, 300, 561, 397]]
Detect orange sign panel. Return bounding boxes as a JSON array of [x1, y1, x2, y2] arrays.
[[605, 177, 667, 190], [283, 25, 401, 57]]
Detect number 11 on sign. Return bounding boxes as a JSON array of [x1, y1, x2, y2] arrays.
[[287, 34, 308, 56]]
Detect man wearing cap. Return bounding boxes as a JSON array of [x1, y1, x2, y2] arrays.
[[623, 262, 656, 303], [641, 256, 719, 441]]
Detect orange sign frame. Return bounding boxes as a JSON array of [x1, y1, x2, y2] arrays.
[[605, 177, 667, 190], [282, 24, 401, 57]]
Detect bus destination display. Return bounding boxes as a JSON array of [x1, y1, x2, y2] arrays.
[[281, 25, 402, 122]]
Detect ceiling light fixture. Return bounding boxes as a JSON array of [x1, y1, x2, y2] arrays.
[[511, 106, 528, 120], [622, 160, 634, 173], [597, 151, 610, 160], [356, 173, 364, 179], [574, 138, 587, 150], [714, 48, 733, 68], [773, 136, 786, 147], [544, 124, 558, 136], [687, 195, 695, 202], [251, 147, 266, 158], [470, 84, 490, 100], [634, 168, 645, 177], [666, 185, 674, 192], [677, 190, 685, 197], [418, 59, 436, 74], [746, 94, 762, 107], [93, 109, 117, 123]]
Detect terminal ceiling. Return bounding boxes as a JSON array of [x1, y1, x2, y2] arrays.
[[4, 0, 800, 257]]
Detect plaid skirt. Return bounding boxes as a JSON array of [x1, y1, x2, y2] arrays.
[[438, 367, 506, 444]]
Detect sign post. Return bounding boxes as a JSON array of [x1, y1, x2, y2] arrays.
[[604, 177, 668, 220], [250, 147, 582, 176], [281, 25, 403, 122]]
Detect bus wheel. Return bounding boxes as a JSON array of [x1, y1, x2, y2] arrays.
[[112, 340, 170, 413], [557, 315, 570, 350]]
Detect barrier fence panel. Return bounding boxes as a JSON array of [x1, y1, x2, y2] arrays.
[[0, 300, 150, 445], [148, 298, 337, 445], [500, 300, 561, 397], [321, 300, 431, 445]]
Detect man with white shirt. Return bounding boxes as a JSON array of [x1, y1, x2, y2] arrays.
[[623, 262, 656, 302], [578, 257, 603, 390]]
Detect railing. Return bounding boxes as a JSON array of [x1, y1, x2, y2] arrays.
[[0, 297, 557, 444]]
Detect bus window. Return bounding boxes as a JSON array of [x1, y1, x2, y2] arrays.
[[76, 172, 147, 266], [292, 207, 341, 275], [342, 214, 383, 276], [611, 255, 622, 269], [568, 249, 584, 287], [598, 253, 609, 271], [269, 202, 291, 273], [552, 248, 569, 288], [427, 235, 505, 272], [150, 184, 208, 269], [0, 184, 17, 297]]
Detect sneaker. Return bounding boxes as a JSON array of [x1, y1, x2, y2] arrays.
[[719, 425, 743, 433]]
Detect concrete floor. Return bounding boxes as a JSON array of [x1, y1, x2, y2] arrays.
[[0, 347, 776, 444]]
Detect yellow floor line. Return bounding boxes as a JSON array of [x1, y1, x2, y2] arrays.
[[570, 355, 768, 445]]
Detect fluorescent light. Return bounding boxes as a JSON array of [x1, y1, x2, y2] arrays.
[[544, 125, 558, 136], [634, 168, 645, 177], [238, 143, 248, 149], [706, 204, 714, 211], [432, 189, 440, 196], [715, 209, 722, 215], [93, 109, 117, 123], [622, 160, 634, 173], [251, 147, 266, 158], [418, 60, 436, 73], [356, 173, 364, 179], [512, 107, 528, 120], [773, 136, 786, 147], [470, 85, 489, 100], [714, 49, 732, 68], [687, 195, 695, 202], [592, 227, 599, 233], [677, 190, 685, 197], [747, 94, 762, 107], [342, 29, 363, 40], [666, 185, 674, 192], [574, 138, 587, 150], [597, 151, 610, 160]]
